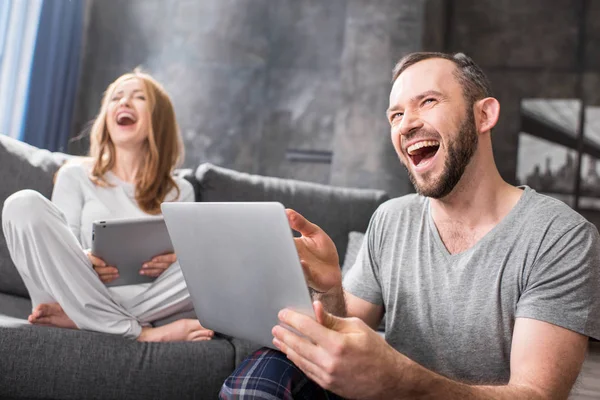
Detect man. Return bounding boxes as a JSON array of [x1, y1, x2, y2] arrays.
[[220, 52, 600, 399]]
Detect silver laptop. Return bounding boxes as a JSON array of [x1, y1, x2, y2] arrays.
[[161, 202, 315, 348]]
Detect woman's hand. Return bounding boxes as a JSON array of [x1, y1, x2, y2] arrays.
[[140, 253, 177, 278], [86, 250, 119, 284]]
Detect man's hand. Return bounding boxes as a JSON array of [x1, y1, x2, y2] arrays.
[[140, 252, 177, 278], [272, 301, 401, 399], [87, 251, 119, 284], [274, 303, 588, 400], [286, 209, 341, 293]]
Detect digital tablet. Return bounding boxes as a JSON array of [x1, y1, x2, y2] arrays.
[[161, 202, 315, 349], [91, 216, 174, 287]]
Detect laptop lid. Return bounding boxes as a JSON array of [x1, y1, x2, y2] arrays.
[[161, 202, 315, 349]]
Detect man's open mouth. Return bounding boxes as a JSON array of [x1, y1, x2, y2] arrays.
[[406, 140, 440, 166], [116, 112, 137, 126]]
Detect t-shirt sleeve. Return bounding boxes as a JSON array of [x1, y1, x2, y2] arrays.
[[51, 164, 85, 241], [342, 209, 384, 305], [516, 220, 600, 339]]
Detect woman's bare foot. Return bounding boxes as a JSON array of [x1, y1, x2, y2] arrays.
[[137, 319, 214, 342], [28, 303, 77, 329]]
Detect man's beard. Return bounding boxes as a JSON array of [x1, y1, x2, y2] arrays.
[[404, 110, 478, 199]]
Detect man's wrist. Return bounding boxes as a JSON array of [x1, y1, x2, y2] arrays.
[[309, 284, 346, 317], [309, 283, 343, 298], [380, 351, 440, 399], [308, 286, 327, 296]]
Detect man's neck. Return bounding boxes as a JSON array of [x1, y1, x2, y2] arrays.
[[429, 161, 522, 230]]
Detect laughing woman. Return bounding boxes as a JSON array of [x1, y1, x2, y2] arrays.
[[2, 70, 212, 342]]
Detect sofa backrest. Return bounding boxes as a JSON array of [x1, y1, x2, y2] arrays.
[[0, 135, 71, 297], [0, 134, 390, 299], [195, 163, 389, 267]]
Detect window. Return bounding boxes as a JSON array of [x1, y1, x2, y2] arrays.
[[518, 98, 600, 227], [0, 0, 42, 139]]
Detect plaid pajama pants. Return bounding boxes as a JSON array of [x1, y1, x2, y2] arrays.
[[219, 348, 345, 399]]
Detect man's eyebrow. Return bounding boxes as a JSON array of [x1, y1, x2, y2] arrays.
[[410, 90, 444, 103], [386, 105, 402, 115], [386, 90, 445, 115]]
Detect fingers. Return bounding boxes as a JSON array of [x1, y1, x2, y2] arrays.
[[144, 262, 171, 270], [149, 253, 177, 264], [286, 209, 320, 237], [272, 325, 323, 362], [93, 265, 119, 283], [99, 274, 119, 283], [313, 301, 341, 330], [140, 269, 163, 278], [94, 265, 118, 275], [87, 252, 106, 267], [140, 262, 170, 277], [141, 254, 174, 277], [277, 308, 335, 345], [273, 337, 329, 389], [141, 262, 170, 270]]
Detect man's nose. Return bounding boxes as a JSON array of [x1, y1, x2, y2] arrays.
[[399, 112, 423, 137]]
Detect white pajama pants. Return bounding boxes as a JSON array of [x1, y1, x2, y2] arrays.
[[1, 190, 193, 339]]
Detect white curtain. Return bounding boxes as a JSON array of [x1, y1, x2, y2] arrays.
[[0, 0, 42, 139]]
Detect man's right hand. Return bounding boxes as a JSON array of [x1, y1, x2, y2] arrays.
[[286, 209, 342, 294], [86, 251, 119, 284]]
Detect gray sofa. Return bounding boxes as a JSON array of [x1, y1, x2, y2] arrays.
[[0, 134, 389, 399]]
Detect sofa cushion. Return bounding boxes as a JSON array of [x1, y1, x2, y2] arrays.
[[229, 337, 263, 367], [0, 325, 235, 399], [195, 163, 389, 266], [0, 292, 31, 320], [0, 135, 70, 298]]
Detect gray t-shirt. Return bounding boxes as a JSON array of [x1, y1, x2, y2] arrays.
[[344, 186, 600, 384]]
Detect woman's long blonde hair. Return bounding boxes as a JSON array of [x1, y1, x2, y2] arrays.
[[88, 69, 183, 214]]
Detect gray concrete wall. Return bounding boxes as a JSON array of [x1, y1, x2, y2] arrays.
[[440, 0, 591, 184], [71, 0, 425, 195], [69, 0, 600, 195], [329, 1, 424, 196]]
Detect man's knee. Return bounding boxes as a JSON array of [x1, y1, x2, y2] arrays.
[[220, 348, 305, 399]]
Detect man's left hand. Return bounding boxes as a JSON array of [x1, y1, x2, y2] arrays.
[[272, 301, 403, 399]]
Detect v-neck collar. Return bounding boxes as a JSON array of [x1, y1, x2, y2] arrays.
[[426, 186, 532, 260]]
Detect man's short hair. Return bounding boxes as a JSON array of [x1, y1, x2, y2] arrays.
[[392, 52, 493, 105]]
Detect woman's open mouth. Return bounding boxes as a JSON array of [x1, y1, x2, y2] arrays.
[[116, 112, 137, 126], [406, 140, 440, 167]]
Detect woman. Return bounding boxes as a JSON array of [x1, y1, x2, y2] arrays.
[[2, 70, 213, 342]]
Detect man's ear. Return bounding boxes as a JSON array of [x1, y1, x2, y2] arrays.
[[475, 97, 500, 134]]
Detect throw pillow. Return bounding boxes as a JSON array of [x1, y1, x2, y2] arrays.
[[341, 231, 365, 277]]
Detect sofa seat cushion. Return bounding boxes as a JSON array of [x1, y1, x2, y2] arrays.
[[0, 325, 235, 399], [0, 135, 71, 297], [195, 163, 389, 265]]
